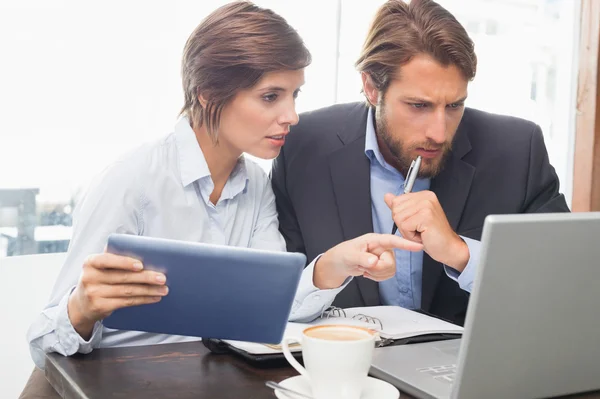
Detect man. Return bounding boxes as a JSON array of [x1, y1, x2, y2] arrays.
[[271, 0, 569, 326]]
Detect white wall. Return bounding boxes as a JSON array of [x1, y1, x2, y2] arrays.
[[0, 0, 340, 203], [0, 0, 579, 208], [0, 253, 65, 398]]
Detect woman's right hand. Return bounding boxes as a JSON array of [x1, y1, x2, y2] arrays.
[[67, 253, 169, 339]]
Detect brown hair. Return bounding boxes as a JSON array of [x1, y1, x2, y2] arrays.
[[180, 1, 311, 140], [356, 0, 476, 103]]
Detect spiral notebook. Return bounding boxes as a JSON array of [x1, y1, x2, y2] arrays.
[[223, 306, 463, 355]]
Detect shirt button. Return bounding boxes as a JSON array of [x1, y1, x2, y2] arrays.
[[400, 287, 409, 294]]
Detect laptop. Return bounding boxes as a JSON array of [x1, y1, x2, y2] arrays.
[[370, 212, 600, 399], [103, 234, 306, 344]]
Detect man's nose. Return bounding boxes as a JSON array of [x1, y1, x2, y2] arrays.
[[425, 109, 447, 144]]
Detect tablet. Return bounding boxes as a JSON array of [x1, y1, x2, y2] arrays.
[[103, 234, 306, 344]]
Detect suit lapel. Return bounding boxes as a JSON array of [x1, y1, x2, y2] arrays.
[[328, 104, 380, 306], [421, 122, 475, 311], [325, 105, 477, 310]]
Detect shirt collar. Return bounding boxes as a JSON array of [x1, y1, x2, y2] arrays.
[[364, 108, 395, 172], [173, 116, 248, 193], [221, 155, 249, 201], [174, 116, 211, 187]]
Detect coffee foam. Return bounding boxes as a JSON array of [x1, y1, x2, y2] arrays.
[[304, 325, 374, 341]]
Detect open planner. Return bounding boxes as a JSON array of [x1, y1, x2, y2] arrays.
[[222, 306, 463, 355]]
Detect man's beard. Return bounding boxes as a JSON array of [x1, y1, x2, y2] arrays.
[[375, 106, 452, 179]]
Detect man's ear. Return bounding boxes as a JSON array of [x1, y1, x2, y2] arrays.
[[361, 72, 380, 107]]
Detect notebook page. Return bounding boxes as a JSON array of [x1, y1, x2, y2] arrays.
[[342, 306, 463, 339], [223, 306, 462, 354], [223, 322, 311, 354]]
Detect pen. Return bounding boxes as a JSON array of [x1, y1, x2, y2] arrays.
[[391, 155, 422, 235]]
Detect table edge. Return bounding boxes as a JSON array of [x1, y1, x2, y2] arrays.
[[45, 354, 90, 399]]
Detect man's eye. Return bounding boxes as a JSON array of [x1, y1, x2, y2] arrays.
[[448, 102, 464, 109], [263, 94, 278, 102], [293, 89, 301, 99], [410, 103, 427, 109]]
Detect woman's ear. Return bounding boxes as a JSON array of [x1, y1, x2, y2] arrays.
[[361, 72, 380, 107], [197, 89, 208, 108]]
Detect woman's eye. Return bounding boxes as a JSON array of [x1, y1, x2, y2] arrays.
[[263, 94, 278, 102]]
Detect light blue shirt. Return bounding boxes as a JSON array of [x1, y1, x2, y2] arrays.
[[27, 117, 342, 369], [364, 109, 480, 309]]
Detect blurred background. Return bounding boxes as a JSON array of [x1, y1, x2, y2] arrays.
[[0, 0, 581, 257]]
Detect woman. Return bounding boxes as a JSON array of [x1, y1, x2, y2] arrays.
[[26, 1, 420, 372]]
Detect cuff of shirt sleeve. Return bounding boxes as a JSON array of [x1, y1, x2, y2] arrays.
[[443, 236, 481, 293], [55, 287, 103, 355], [289, 254, 352, 322]]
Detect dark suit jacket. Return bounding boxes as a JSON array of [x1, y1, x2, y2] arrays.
[[271, 102, 570, 325]]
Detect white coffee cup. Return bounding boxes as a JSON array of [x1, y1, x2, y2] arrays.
[[282, 324, 377, 399]]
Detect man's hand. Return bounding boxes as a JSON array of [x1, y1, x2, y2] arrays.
[[68, 253, 169, 340], [384, 190, 469, 271], [314, 233, 423, 289]]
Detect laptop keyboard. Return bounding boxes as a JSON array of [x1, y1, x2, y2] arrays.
[[417, 364, 457, 384]]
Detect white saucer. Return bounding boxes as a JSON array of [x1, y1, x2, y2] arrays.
[[274, 375, 400, 399]]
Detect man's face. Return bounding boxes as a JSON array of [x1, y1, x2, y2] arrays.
[[363, 54, 469, 178]]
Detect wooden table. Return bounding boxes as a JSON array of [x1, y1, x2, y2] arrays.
[[44, 342, 599, 399], [45, 341, 306, 399]]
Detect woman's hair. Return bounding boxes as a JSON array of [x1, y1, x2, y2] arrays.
[[356, 0, 476, 102], [180, 1, 311, 140]]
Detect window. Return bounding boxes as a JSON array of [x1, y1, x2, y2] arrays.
[[0, 0, 580, 257]]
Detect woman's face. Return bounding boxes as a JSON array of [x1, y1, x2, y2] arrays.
[[216, 69, 305, 160]]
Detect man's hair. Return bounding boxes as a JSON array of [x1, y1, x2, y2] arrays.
[[356, 0, 476, 103], [180, 1, 311, 140]]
